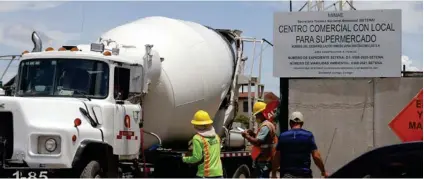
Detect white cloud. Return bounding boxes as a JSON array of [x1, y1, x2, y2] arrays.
[[0, 23, 80, 83], [353, 1, 423, 35], [0, 23, 80, 51], [401, 55, 420, 71], [0, 2, 65, 13]]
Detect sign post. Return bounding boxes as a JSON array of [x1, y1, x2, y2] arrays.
[[389, 89, 423, 142]]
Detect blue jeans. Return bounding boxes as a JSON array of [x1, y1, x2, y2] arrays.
[[254, 161, 271, 178]]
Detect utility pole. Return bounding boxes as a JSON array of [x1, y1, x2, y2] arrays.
[[290, 0, 292, 11]]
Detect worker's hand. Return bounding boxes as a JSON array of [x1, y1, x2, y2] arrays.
[[321, 171, 329, 178], [247, 129, 255, 136], [184, 151, 192, 157], [241, 131, 248, 138], [181, 153, 186, 161]]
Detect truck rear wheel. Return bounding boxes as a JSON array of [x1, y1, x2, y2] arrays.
[[232, 164, 250, 178], [80, 160, 103, 178]]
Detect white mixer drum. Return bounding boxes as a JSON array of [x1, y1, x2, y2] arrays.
[[100, 16, 235, 149]]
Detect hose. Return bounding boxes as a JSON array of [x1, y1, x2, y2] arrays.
[[142, 131, 162, 146], [222, 126, 230, 148], [139, 103, 147, 178], [140, 128, 147, 177], [140, 129, 163, 177]]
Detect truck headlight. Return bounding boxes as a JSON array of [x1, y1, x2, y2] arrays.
[[45, 138, 57, 152], [37, 136, 61, 154]]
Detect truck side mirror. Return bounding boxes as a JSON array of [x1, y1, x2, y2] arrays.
[[0, 81, 4, 96], [129, 65, 144, 93]]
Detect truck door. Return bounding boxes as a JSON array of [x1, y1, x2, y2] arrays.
[[113, 66, 141, 156]]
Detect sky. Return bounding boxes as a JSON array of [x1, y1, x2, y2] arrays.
[[0, 0, 422, 96]]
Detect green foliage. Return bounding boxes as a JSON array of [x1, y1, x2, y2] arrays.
[[234, 114, 250, 128]]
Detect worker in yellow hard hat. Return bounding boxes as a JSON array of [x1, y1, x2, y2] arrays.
[[241, 101, 278, 178], [182, 110, 223, 178]]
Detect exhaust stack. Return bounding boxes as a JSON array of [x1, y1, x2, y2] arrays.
[[31, 31, 42, 52]]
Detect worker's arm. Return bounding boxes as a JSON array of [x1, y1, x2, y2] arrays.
[[182, 139, 203, 164], [310, 135, 328, 177], [312, 150, 326, 173], [244, 126, 269, 146]]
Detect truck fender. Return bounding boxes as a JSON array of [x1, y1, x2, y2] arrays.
[[71, 140, 116, 172]]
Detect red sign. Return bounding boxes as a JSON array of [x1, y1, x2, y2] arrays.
[[262, 100, 280, 122], [389, 89, 423, 142]]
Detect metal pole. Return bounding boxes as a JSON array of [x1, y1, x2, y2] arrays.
[[258, 40, 264, 85], [257, 40, 264, 100], [279, 80, 289, 134], [248, 80, 253, 130], [290, 0, 292, 11], [0, 56, 16, 81]]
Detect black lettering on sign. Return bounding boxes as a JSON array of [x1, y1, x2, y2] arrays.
[[409, 121, 422, 130], [328, 12, 343, 18], [416, 98, 422, 108], [417, 97, 423, 119]]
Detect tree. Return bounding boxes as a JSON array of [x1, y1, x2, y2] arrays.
[[234, 114, 250, 128]]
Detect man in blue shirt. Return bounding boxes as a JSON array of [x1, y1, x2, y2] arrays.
[[271, 111, 328, 178]]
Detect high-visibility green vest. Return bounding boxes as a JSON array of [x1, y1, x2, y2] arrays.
[[182, 134, 223, 177]]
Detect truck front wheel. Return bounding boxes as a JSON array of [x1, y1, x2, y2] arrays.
[[80, 160, 104, 178], [232, 164, 250, 178]]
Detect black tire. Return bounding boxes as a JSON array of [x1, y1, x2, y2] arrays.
[[232, 164, 250, 178], [80, 160, 103, 178]]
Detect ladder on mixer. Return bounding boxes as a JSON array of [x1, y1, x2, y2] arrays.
[[234, 37, 273, 131]]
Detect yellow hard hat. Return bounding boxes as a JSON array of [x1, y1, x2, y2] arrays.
[[191, 110, 213, 125], [253, 101, 267, 116]]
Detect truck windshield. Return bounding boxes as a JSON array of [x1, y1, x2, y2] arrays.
[[16, 59, 109, 98]]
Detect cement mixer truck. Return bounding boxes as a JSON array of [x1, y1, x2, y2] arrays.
[[0, 16, 274, 178]]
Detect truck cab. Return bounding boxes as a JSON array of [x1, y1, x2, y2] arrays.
[[0, 33, 160, 177]]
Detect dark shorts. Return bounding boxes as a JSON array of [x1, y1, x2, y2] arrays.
[[280, 169, 313, 178], [254, 161, 272, 178]]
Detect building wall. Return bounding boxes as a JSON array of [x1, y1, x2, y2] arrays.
[[237, 99, 251, 117], [237, 92, 278, 117], [288, 77, 423, 177]]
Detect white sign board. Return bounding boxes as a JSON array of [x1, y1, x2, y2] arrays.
[[273, 9, 402, 78]]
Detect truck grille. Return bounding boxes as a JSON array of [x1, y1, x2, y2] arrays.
[[0, 112, 13, 160]]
